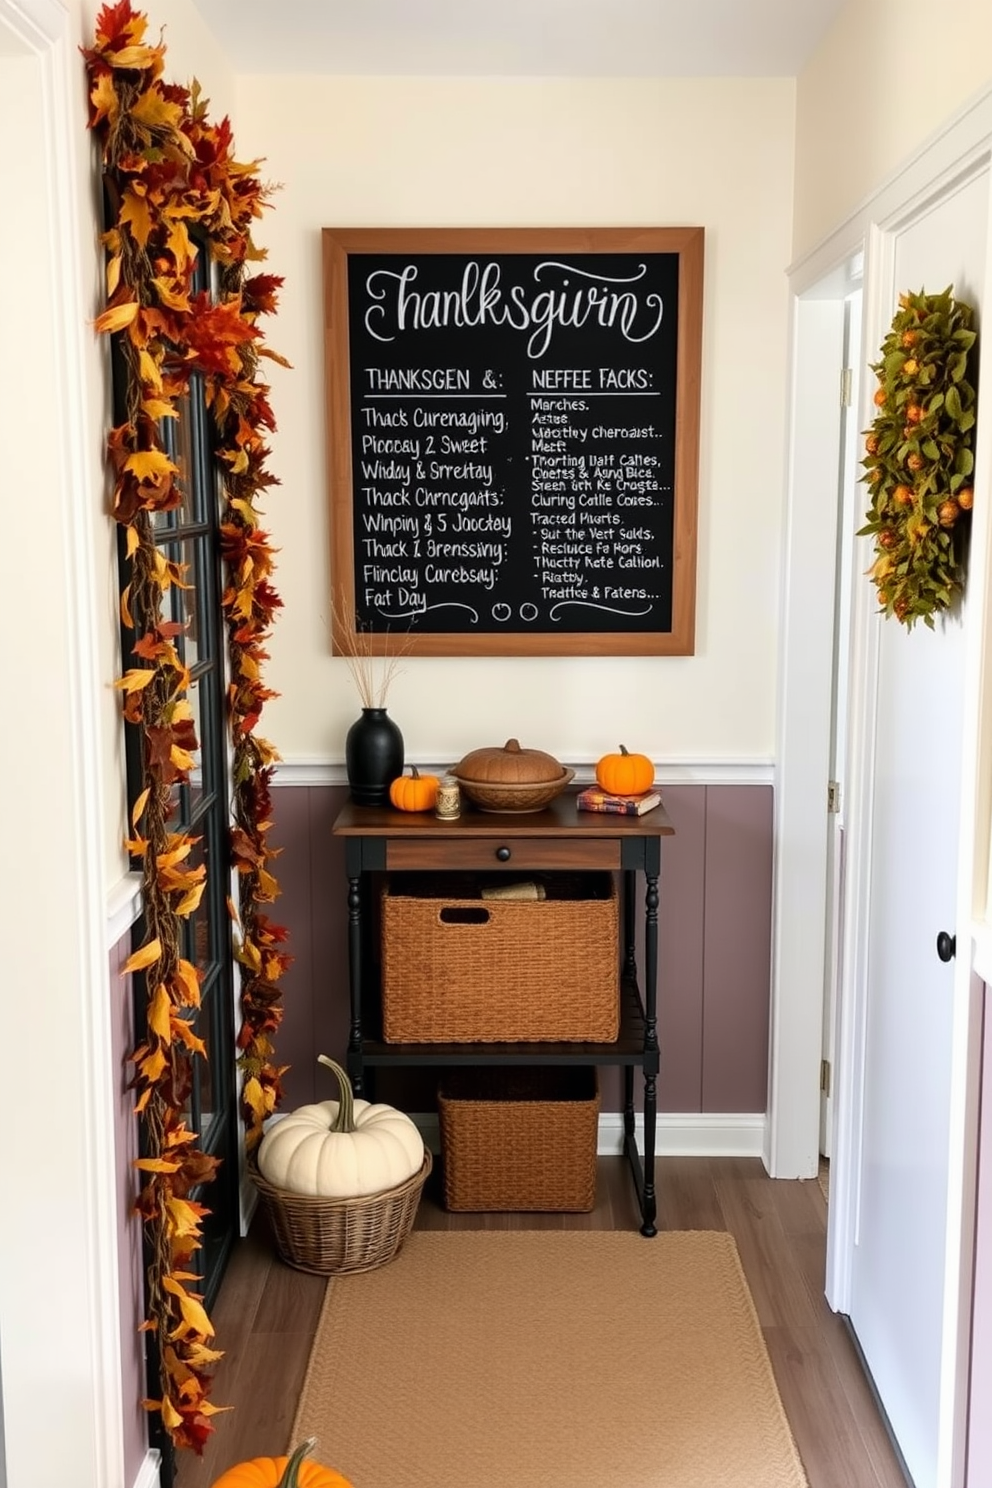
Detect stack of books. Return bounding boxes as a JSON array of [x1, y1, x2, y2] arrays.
[[575, 785, 663, 816]]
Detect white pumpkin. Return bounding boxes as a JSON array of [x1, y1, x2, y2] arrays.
[[257, 1054, 425, 1198]]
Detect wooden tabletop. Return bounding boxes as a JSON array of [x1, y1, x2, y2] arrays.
[[332, 787, 674, 839]]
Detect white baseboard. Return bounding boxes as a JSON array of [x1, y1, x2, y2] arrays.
[[132, 1449, 161, 1488], [411, 1111, 766, 1159]]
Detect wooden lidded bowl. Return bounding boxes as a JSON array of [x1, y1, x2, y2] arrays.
[[451, 738, 574, 813]]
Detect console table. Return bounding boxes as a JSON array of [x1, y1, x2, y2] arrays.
[[331, 790, 675, 1235]]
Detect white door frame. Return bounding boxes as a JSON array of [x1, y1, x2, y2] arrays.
[[0, 3, 127, 1487], [771, 86, 992, 1175], [779, 91, 992, 1488]]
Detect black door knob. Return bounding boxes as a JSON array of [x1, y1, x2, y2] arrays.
[[495, 846, 511, 861], [936, 931, 956, 963]]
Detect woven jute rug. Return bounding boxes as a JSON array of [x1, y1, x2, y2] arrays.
[[291, 1230, 809, 1488]]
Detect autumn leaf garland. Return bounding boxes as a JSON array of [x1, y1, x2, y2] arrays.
[[860, 287, 978, 629], [85, 0, 291, 1455]]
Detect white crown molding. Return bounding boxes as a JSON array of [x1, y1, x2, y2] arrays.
[[271, 757, 775, 789]]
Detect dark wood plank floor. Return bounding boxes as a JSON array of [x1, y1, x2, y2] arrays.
[[175, 1156, 908, 1488]]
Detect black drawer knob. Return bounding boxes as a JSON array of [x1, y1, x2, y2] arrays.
[[936, 931, 956, 963], [495, 846, 511, 862]]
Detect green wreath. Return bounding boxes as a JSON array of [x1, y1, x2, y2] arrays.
[[859, 286, 977, 629]]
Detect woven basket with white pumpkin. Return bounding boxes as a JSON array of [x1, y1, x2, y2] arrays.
[[250, 1054, 430, 1274]]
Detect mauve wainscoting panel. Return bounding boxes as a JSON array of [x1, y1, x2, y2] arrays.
[[701, 785, 773, 1111], [109, 932, 148, 1487], [268, 784, 350, 1110], [269, 782, 772, 1116]]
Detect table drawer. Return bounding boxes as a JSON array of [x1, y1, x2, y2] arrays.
[[385, 837, 621, 872]]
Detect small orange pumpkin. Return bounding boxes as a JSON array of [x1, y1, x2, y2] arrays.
[[595, 745, 654, 796], [210, 1437, 353, 1488], [389, 764, 439, 813]]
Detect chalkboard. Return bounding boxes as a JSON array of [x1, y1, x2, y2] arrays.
[[323, 228, 703, 656]]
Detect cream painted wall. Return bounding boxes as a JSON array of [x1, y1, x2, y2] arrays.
[[794, 0, 992, 261], [232, 76, 795, 767]]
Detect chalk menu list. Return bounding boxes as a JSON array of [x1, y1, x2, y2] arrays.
[[324, 230, 703, 656]]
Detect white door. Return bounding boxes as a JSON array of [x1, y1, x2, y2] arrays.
[[846, 172, 987, 1488], [821, 286, 863, 1162]]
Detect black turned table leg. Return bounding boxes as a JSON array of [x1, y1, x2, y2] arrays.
[[346, 873, 364, 1095], [623, 867, 637, 981], [641, 867, 660, 1236]]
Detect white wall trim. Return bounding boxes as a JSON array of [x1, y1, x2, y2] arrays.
[[107, 872, 143, 949], [767, 293, 848, 1181], [410, 1111, 766, 1159], [131, 1450, 161, 1488], [789, 84, 992, 297], [271, 757, 775, 789], [0, 3, 126, 1488]]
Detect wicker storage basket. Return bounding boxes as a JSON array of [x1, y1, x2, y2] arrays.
[[380, 872, 619, 1043], [249, 1149, 431, 1275], [438, 1067, 599, 1212]]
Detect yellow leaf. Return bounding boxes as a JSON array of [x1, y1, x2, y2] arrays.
[[134, 1156, 180, 1173], [174, 883, 206, 917], [131, 787, 150, 828], [160, 1395, 183, 1431], [141, 397, 177, 421], [165, 217, 194, 272], [138, 349, 163, 392], [258, 346, 293, 368], [157, 841, 193, 870], [120, 188, 152, 249], [148, 982, 172, 1042], [106, 254, 122, 298], [125, 449, 177, 483], [89, 70, 118, 127], [169, 744, 197, 774], [125, 525, 141, 559], [139, 1047, 168, 1083], [173, 1019, 207, 1055], [120, 584, 134, 628], [165, 1196, 207, 1239], [94, 300, 139, 335], [174, 959, 202, 1007], [105, 43, 162, 68], [115, 668, 156, 694], [162, 1278, 215, 1339], [184, 1342, 225, 1368], [229, 499, 259, 529], [123, 938, 162, 975], [152, 276, 190, 312], [242, 1076, 267, 1121], [131, 86, 184, 133]]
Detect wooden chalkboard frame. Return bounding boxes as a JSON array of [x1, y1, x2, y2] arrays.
[[323, 226, 703, 657]]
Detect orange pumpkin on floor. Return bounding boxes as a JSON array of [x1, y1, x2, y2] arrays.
[[210, 1437, 353, 1488]]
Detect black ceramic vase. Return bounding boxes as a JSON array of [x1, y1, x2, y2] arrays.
[[345, 707, 404, 806]]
